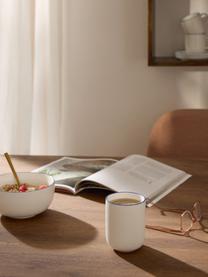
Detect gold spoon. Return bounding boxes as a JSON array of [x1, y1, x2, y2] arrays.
[[4, 152, 21, 188]]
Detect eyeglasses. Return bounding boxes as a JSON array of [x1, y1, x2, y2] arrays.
[[146, 201, 208, 243]]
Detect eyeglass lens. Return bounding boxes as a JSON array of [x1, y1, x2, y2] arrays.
[[181, 210, 193, 233], [192, 201, 202, 221]]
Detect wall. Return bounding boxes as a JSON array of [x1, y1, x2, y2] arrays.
[[59, 0, 208, 157]]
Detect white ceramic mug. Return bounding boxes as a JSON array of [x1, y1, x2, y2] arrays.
[[105, 192, 146, 252], [185, 34, 208, 53], [181, 12, 208, 34]]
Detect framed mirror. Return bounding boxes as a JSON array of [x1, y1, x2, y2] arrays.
[[148, 0, 208, 66]]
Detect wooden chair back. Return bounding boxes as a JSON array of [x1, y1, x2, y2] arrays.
[[147, 109, 208, 159]]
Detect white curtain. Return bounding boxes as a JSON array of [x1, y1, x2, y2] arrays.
[[0, 0, 63, 154]]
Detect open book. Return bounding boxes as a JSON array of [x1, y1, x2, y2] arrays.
[[33, 155, 191, 206]]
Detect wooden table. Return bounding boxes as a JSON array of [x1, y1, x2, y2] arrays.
[[0, 156, 208, 277]]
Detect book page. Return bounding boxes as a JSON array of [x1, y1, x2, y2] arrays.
[[79, 155, 191, 203], [33, 157, 117, 193]]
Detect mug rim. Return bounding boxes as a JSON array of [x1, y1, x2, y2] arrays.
[[106, 192, 146, 206]]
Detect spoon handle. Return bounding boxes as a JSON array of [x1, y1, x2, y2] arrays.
[[4, 152, 21, 188]]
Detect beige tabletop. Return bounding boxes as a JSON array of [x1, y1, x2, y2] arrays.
[[0, 156, 208, 277]]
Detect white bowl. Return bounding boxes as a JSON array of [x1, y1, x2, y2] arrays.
[[0, 172, 55, 219]]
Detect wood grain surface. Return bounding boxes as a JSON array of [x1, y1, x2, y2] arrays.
[[0, 156, 207, 277]]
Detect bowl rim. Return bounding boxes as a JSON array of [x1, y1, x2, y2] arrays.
[[0, 172, 55, 194]]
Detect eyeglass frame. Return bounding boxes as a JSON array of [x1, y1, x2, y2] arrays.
[[146, 201, 208, 239]]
